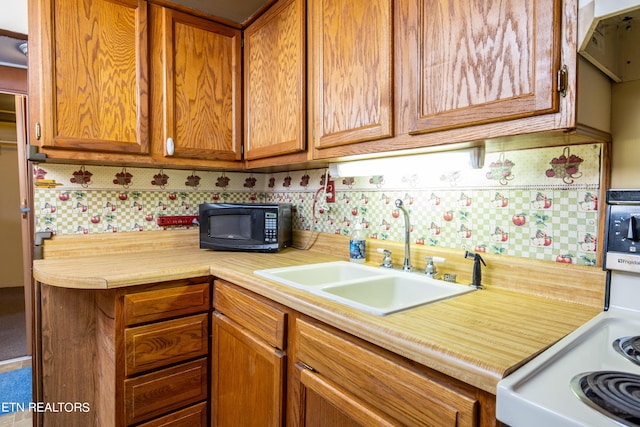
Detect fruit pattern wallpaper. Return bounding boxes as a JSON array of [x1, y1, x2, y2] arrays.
[[33, 144, 603, 266]]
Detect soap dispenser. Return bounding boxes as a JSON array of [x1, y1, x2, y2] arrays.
[[349, 223, 367, 263]]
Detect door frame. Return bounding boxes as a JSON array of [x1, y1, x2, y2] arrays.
[[0, 61, 32, 356], [15, 93, 33, 355]]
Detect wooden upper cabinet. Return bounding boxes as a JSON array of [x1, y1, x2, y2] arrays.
[[31, 0, 149, 154], [409, 0, 562, 134], [154, 6, 242, 161], [244, 0, 306, 160], [308, 0, 394, 150]]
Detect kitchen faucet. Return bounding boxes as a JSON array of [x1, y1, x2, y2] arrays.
[[395, 199, 412, 271]]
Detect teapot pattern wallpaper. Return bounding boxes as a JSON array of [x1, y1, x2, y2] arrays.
[[33, 144, 603, 266]]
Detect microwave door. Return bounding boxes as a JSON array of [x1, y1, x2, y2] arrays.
[[209, 213, 253, 240]]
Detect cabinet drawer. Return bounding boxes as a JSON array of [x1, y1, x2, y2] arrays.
[[136, 402, 207, 427], [124, 358, 208, 425], [124, 282, 210, 325], [125, 313, 209, 376], [214, 279, 286, 349], [296, 318, 478, 426]]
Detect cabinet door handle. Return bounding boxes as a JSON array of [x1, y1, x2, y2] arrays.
[[166, 137, 175, 156], [557, 65, 568, 97]]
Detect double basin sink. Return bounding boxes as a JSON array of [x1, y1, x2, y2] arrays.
[[254, 261, 475, 315]]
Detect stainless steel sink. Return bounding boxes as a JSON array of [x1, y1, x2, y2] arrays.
[[254, 261, 475, 315]]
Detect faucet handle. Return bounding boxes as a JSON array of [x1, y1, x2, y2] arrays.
[[424, 256, 445, 278], [377, 248, 393, 268]]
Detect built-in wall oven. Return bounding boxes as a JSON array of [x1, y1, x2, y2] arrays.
[[497, 189, 640, 427]]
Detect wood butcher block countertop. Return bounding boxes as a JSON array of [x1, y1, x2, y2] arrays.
[[33, 230, 603, 395]]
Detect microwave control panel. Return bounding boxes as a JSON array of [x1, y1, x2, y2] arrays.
[[264, 212, 278, 242]]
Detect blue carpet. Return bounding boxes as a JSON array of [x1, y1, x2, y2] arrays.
[[0, 367, 32, 415]]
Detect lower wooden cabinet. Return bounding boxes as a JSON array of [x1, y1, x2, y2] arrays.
[[38, 275, 496, 427], [37, 277, 211, 427], [211, 280, 287, 426], [211, 313, 286, 426], [296, 366, 395, 427], [293, 318, 479, 426]]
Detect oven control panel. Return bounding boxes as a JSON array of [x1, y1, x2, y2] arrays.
[[606, 203, 640, 273]]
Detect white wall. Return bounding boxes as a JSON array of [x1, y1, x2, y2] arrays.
[[611, 80, 640, 187], [0, 0, 28, 34]]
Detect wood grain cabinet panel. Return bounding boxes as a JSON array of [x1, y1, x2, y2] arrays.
[[124, 282, 210, 325], [39, 280, 211, 427], [297, 367, 397, 427], [211, 281, 289, 426], [136, 402, 208, 427], [211, 312, 286, 427], [214, 279, 287, 349], [308, 0, 394, 150], [124, 358, 208, 425], [294, 318, 478, 426], [244, 0, 306, 160], [125, 313, 209, 376], [30, 0, 149, 154], [409, 0, 561, 134], [152, 5, 242, 161]]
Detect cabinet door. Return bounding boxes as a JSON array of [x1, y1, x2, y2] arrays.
[[211, 312, 285, 427], [308, 0, 393, 150], [244, 0, 306, 160], [409, 0, 561, 134], [31, 0, 149, 154], [295, 318, 477, 426], [296, 366, 396, 427], [156, 7, 242, 161]]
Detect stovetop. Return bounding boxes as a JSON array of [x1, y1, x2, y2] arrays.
[[497, 307, 640, 427], [570, 371, 640, 425], [497, 191, 640, 427]]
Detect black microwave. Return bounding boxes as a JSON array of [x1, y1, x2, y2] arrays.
[[199, 203, 292, 252]]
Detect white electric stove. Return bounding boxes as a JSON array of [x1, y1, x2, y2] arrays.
[[497, 190, 640, 427]]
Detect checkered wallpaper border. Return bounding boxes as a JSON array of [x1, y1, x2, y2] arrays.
[[33, 143, 603, 266]]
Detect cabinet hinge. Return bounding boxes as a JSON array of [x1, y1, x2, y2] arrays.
[[34, 231, 53, 260], [557, 65, 568, 98], [27, 144, 47, 162]]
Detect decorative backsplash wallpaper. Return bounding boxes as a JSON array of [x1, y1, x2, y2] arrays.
[[34, 144, 603, 266]]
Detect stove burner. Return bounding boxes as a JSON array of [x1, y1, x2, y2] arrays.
[[614, 336, 640, 366], [570, 371, 640, 426]]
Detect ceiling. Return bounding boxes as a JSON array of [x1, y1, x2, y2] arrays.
[[171, 0, 272, 24], [0, 0, 270, 69]]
